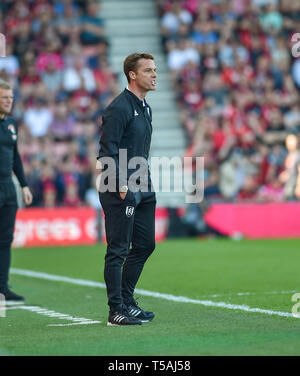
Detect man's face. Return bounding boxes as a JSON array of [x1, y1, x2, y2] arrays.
[[131, 58, 157, 92], [0, 88, 13, 114]]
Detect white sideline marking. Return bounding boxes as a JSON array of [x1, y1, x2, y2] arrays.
[[11, 268, 106, 289], [5, 301, 25, 306], [48, 321, 101, 327], [201, 290, 298, 298], [6, 304, 101, 326], [11, 268, 299, 320]]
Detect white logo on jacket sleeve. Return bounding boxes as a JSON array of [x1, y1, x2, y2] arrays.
[[134, 110, 139, 116], [125, 206, 135, 217]]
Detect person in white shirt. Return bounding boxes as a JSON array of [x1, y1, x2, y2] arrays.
[[62, 55, 96, 92], [24, 99, 53, 137]]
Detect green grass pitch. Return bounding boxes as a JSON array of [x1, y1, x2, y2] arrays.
[[1, 238, 300, 356]]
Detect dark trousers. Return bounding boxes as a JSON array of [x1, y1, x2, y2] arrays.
[[99, 190, 156, 312], [0, 181, 18, 291]]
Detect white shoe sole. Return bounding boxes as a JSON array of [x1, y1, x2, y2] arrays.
[[107, 322, 120, 326], [107, 322, 142, 326]]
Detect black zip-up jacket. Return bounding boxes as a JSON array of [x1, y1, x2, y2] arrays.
[[0, 115, 27, 187], [98, 89, 153, 191]]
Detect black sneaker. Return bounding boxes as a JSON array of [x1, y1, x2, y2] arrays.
[[126, 299, 155, 322], [0, 289, 25, 301], [107, 311, 142, 326]]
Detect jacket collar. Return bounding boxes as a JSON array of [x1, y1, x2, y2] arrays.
[[124, 88, 146, 108]]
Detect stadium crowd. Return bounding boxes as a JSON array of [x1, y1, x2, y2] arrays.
[[158, 0, 300, 202], [0, 0, 119, 208], [1, 0, 300, 207]]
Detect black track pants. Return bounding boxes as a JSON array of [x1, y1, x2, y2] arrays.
[[0, 182, 18, 291], [99, 190, 156, 312]]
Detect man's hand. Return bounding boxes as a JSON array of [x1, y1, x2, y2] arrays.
[[119, 185, 128, 200], [22, 186, 33, 206], [120, 192, 127, 200]]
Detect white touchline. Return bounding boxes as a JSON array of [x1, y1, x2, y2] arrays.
[[200, 289, 298, 298], [11, 268, 299, 320], [48, 321, 101, 327], [6, 304, 101, 326], [5, 301, 25, 306]]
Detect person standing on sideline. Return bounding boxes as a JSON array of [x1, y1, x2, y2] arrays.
[[0, 81, 33, 301], [98, 53, 157, 326]]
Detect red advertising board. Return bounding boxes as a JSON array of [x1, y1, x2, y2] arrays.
[[204, 202, 300, 238], [13, 207, 98, 248]]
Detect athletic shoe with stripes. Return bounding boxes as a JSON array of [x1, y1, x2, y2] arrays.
[[0, 288, 25, 301], [107, 311, 142, 326], [126, 299, 155, 322]]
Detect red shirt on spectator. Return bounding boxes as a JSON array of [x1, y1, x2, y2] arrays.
[[36, 52, 64, 73]]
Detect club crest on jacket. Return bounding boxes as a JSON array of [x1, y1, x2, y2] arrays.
[[8, 124, 17, 140], [125, 206, 134, 217]]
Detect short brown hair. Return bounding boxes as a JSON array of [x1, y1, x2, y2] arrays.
[[123, 53, 154, 83], [0, 80, 12, 90]]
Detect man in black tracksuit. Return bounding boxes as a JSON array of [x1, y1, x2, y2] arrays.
[[0, 81, 32, 301], [98, 53, 157, 326]]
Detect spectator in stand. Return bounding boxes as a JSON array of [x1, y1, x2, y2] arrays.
[[63, 176, 82, 207], [24, 98, 53, 138], [41, 60, 63, 96], [36, 43, 64, 74], [181, 79, 203, 113], [79, 1, 105, 45], [43, 182, 57, 208], [19, 66, 42, 98], [167, 38, 200, 76], [160, 0, 193, 42], [0, 45, 19, 77], [62, 52, 96, 93], [53, 1, 81, 45], [219, 153, 245, 200], [191, 20, 218, 46], [292, 59, 300, 90], [259, 3, 283, 33], [93, 59, 118, 101], [25, 155, 43, 206], [48, 100, 76, 140], [237, 175, 259, 201], [280, 134, 300, 199], [284, 104, 300, 132], [256, 177, 284, 202]]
